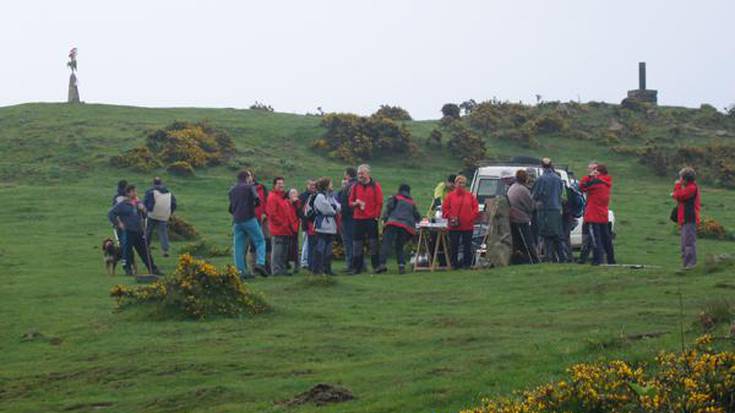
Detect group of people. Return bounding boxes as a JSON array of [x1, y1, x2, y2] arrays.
[[108, 177, 177, 276], [107, 159, 703, 279], [507, 158, 615, 266], [228, 164, 430, 278]]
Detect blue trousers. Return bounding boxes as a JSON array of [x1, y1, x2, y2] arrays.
[[233, 218, 265, 275]]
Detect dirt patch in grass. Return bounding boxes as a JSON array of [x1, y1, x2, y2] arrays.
[[282, 383, 355, 407]]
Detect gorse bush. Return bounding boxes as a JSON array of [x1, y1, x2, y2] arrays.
[[698, 217, 733, 241], [373, 105, 412, 121], [312, 113, 416, 163], [167, 215, 200, 241], [636, 141, 735, 188], [462, 336, 735, 413], [110, 254, 269, 319], [448, 123, 487, 169], [111, 121, 235, 173]]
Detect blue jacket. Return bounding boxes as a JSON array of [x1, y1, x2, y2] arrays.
[[144, 185, 177, 214], [108, 200, 144, 233], [532, 169, 563, 210]]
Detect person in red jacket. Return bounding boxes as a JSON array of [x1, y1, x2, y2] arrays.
[[672, 167, 700, 269], [579, 163, 615, 265], [442, 175, 479, 269], [267, 177, 297, 276], [348, 164, 383, 274]]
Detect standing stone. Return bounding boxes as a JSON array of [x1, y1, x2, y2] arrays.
[[68, 72, 80, 103]]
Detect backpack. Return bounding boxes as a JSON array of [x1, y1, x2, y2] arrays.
[[565, 183, 585, 218], [304, 193, 318, 222]]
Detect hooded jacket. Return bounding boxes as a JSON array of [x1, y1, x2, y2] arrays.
[[384, 191, 421, 235], [673, 180, 701, 225], [314, 192, 341, 234], [580, 173, 612, 223], [349, 178, 383, 220], [266, 189, 299, 236], [144, 184, 177, 221], [253, 182, 268, 222], [532, 169, 564, 211], [442, 188, 479, 231]]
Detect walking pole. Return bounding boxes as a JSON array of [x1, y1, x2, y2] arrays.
[[518, 225, 537, 265], [139, 210, 156, 280]]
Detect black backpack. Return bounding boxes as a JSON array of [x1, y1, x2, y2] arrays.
[[304, 193, 318, 222]]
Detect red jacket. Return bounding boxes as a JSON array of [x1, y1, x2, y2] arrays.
[[442, 188, 479, 231], [266, 190, 298, 236], [349, 179, 383, 220], [672, 180, 701, 225], [254, 183, 268, 223], [580, 174, 612, 223]]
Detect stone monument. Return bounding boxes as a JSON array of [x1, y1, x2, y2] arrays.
[[67, 47, 80, 103], [625, 62, 657, 104]]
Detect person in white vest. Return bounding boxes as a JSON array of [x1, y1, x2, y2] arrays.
[[143, 177, 177, 257]]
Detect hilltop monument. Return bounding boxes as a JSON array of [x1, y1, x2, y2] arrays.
[[67, 47, 80, 103], [625, 62, 657, 105]]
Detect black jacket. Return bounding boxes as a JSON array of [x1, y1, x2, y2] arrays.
[[229, 183, 260, 223]]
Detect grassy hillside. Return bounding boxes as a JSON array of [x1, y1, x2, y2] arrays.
[[0, 102, 734, 413]]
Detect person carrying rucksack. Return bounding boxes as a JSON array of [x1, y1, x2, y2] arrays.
[[312, 177, 341, 275], [143, 177, 177, 258], [561, 180, 585, 263], [376, 183, 421, 274], [532, 158, 566, 263]]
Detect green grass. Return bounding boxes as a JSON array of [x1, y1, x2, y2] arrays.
[[1, 103, 734, 413]]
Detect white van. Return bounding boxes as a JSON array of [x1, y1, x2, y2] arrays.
[[469, 162, 615, 248]]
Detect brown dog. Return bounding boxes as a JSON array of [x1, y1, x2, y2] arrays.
[[102, 238, 122, 276]]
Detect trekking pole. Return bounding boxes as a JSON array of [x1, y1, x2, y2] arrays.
[[141, 213, 155, 275], [518, 226, 537, 265]]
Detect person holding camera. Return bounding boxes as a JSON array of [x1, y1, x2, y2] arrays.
[[442, 175, 479, 269]]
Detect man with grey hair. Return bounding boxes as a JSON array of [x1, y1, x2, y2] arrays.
[[348, 164, 383, 274]]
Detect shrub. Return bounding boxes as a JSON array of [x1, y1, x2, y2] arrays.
[[112, 121, 235, 173], [110, 254, 268, 319], [448, 123, 487, 169], [167, 161, 194, 176], [428, 128, 443, 146], [168, 215, 200, 241], [460, 99, 477, 115], [314, 113, 416, 162], [179, 239, 231, 258], [373, 105, 412, 121], [462, 337, 735, 413], [249, 101, 274, 112], [110, 146, 161, 172], [467, 102, 500, 133], [441, 103, 461, 120], [530, 112, 568, 134], [698, 217, 732, 240]]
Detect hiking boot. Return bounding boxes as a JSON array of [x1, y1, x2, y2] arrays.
[[375, 265, 387, 274], [398, 266, 406, 275], [163, 251, 170, 258], [124, 267, 134, 276], [152, 268, 164, 276], [254, 265, 269, 277]]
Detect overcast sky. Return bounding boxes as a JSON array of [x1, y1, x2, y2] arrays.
[[2, 0, 733, 119]]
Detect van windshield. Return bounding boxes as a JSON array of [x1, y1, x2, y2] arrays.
[[476, 178, 507, 204]]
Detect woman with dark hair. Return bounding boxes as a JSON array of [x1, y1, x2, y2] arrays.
[[312, 177, 341, 274], [673, 167, 700, 269], [442, 175, 479, 269]]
